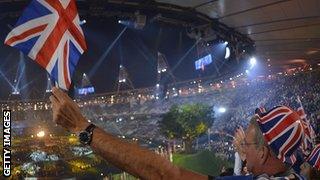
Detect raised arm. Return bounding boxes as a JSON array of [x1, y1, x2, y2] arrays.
[[49, 87, 207, 180]]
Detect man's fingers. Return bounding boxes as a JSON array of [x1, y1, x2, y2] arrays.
[[52, 87, 63, 101], [236, 127, 245, 139], [50, 95, 60, 125], [49, 95, 59, 104], [52, 87, 70, 101]]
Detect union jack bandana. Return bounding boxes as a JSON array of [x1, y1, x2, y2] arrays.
[[255, 105, 320, 170], [256, 106, 304, 165]]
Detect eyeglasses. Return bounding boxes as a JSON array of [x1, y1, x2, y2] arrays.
[[240, 140, 258, 147]]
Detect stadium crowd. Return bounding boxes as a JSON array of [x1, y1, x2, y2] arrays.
[[1, 66, 319, 160]]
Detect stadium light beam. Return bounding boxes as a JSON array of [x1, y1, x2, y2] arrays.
[[15, 54, 26, 90], [89, 26, 127, 78], [171, 39, 200, 73], [20, 78, 37, 90], [0, 69, 14, 89]]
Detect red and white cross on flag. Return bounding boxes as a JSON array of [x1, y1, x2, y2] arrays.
[[4, 0, 87, 90]]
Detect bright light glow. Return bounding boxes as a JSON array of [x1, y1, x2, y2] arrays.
[[245, 69, 249, 74], [156, 84, 160, 87], [218, 107, 226, 113], [225, 47, 230, 59], [12, 88, 20, 95], [80, 20, 86, 25], [224, 41, 228, 45], [118, 20, 122, 24], [37, 131, 45, 138], [249, 57, 257, 69]]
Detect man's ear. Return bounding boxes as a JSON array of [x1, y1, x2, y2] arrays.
[[259, 146, 269, 165]]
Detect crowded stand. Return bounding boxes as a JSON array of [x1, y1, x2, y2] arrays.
[[1, 66, 319, 162], [1, 0, 320, 178]]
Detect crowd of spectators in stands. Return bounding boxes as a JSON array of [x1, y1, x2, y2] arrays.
[[1, 66, 319, 160]]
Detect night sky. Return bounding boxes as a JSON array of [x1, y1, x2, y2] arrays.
[[0, 16, 230, 100]]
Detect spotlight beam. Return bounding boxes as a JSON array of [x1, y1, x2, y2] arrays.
[[19, 75, 42, 91], [89, 26, 128, 78], [13, 54, 23, 85], [171, 39, 201, 73], [0, 69, 14, 89], [130, 38, 156, 69], [15, 67, 25, 88], [19, 79, 38, 90]]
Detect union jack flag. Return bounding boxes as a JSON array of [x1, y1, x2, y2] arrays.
[[306, 144, 320, 170], [4, 0, 87, 90], [255, 106, 266, 116], [296, 96, 316, 156], [256, 106, 304, 165]]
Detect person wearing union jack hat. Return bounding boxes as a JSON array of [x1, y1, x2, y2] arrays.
[[50, 86, 319, 180], [233, 105, 320, 179]]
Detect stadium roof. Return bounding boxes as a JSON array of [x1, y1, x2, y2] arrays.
[[1, 0, 318, 65], [0, 0, 319, 99], [157, 0, 320, 65]]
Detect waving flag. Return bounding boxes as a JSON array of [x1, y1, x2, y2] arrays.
[[4, 0, 87, 90], [307, 144, 320, 170], [296, 96, 316, 156], [254, 106, 266, 116]]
